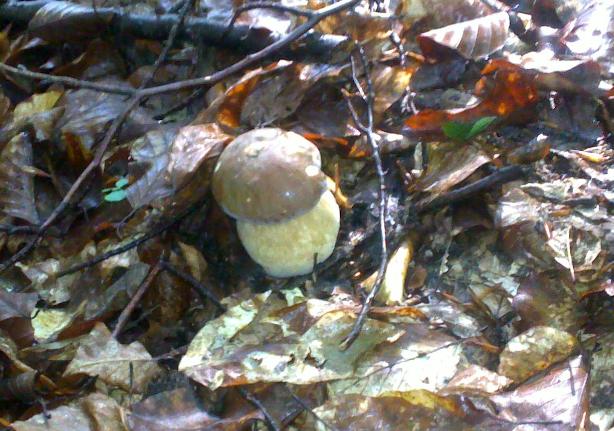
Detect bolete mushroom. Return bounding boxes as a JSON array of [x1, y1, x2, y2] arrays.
[[211, 128, 340, 277]]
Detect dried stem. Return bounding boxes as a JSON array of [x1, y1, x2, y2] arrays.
[[238, 387, 281, 431], [0, 63, 135, 95], [54, 200, 205, 279], [416, 165, 525, 212], [112, 259, 163, 338], [160, 261, 226, 312], [341, 44, 389, 349]]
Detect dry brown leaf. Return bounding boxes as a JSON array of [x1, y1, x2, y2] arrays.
[[0, 133, 39, 225], [63, 322, 161, 393], [418, 12, 510, 61], [11, 393, 126, 431], [126, 387, 262, 431]]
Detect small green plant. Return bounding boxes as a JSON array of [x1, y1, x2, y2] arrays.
[[442, 116, 497, 141], [102, 177, 129, 202]]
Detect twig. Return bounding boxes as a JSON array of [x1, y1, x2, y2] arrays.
[[286, 388, 340, 431], [160, 261, 226, 311], [154, 88, 204, 120], [341, 44, 388, 349], [0, 0, 190, 96], [55, 200, 206, 278], [111, 259, 163, 338], [145, 0, 193, 88], [10, 1, 195, 278], [0, 0, 359, 274], [238, 387, 281, 431], [415, 165, 525, 212], [0, 224, 48, 235], [0, 63, 135, 95]]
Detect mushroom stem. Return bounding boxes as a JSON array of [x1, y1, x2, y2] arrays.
[[236, 190, 340, 277]]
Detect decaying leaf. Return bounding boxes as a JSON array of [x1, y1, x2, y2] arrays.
[[179, 289, 464, 395], [0, 290, 38, 321], [124, 127, 176, 209], [303, 392, 465, 430], [0, 133, 39, 225], [488, 355, 589, 430], [11, 393, 125, 431], [498, 326, 578, 383], [166, 123, 228, 192], [63, 322, 161, 393], [415, 142, 491, 194], [418, 12, 510, 61], [126, 387, 262, 431]]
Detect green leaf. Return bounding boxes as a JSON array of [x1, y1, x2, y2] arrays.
[[115, 177, 129, 189], [441, 121, 474, 141], [442, 116, 497, 141], [104, 189, 127, 202], [467, 116, 497, 139]]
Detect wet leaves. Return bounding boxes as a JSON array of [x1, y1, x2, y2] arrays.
[[63, 323, 161, 393], [0, 0, 612, 429], [418, 12, 510, 61]]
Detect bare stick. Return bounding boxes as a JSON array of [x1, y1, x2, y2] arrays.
[[0, 0, 348, 60], [238, 387, 281, 431], [160, 261, 226, 311], [143, 0, 193, 88], [341, 44, 388, 349], [0, 63, 135, 95], [138, 0, 359, 97], [416, 165, 525, 212], [112, 259, 163, 338], [54, 200, 205, 278]]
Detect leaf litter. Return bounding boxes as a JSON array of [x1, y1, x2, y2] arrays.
[[0, 0, 612, 430]]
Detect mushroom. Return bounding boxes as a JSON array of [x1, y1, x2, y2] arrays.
[[211, 128, 340, 277]]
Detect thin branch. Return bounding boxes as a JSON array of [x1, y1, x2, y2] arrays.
[[0, 96, 141, 273], [160, 261, 226, 312], [341, 44, 388, 349], [238, 387, 281, 431], [112, 259, 163, 338], [415, 165, 525, 212], [55, 200, 205, 278], [144, 0, 193, 88], [0, 63, 135, 95], [286, 388, 340, 431], [0, 0, 359, 274], [154, 87, 204, 120]]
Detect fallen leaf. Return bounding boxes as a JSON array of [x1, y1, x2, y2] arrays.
[[63, 322, 161, 393]]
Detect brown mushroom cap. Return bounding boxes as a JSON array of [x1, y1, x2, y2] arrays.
[[211, 128, 328, 223]]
